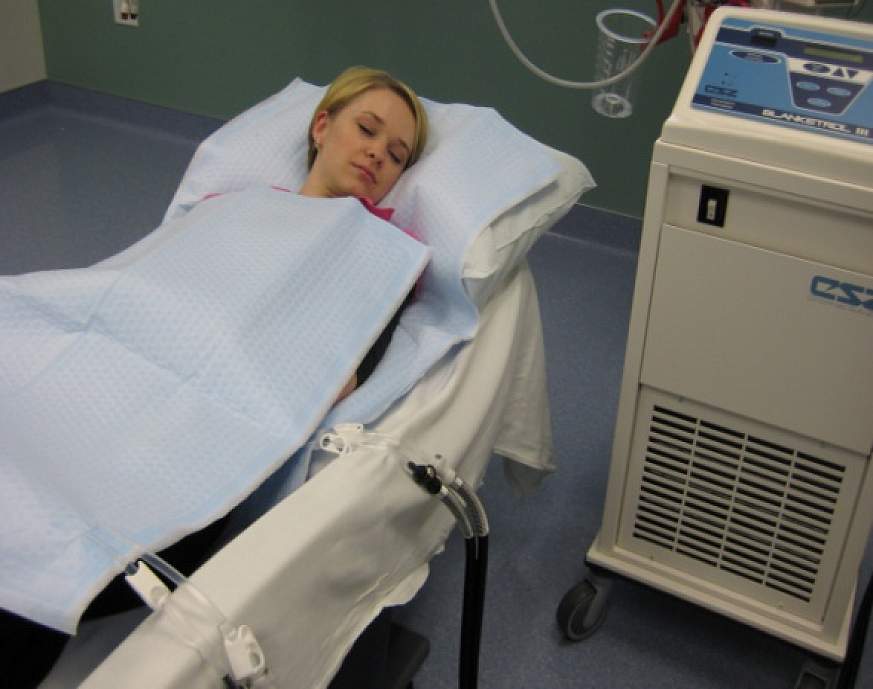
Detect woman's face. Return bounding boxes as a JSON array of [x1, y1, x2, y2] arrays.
[[302, 87, 417, 204]]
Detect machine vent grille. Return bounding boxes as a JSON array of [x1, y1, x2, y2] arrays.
[[632, 405, 846, 603]]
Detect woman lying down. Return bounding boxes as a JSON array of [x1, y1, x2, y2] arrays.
[[299, 66, 428, 400], [2, 66, 431, 689], [204, 66, 429, 402]]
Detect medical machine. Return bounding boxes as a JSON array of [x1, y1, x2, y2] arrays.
[[559, 3, 873, 682]]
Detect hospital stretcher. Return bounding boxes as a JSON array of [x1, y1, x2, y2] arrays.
[[13, 74, 595, 687], [39, 257, 554, 689]]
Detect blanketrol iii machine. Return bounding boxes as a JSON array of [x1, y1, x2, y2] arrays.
[[562, 5, 873, 679]]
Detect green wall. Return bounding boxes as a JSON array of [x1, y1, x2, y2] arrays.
[[37, 1, 873, 217]]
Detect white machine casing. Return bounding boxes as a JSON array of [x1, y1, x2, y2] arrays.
[[587, 7, 873, 660]]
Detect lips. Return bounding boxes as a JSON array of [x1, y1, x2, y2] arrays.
[[352, 163, 376, 186]]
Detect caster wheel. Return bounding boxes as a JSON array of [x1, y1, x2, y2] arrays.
[[557, 578, 609, 641], [793, 658, 839, 689], [794, 676, 828, 689]]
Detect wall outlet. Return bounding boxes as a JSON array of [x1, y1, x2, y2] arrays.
[[113, 0, 139, 27]]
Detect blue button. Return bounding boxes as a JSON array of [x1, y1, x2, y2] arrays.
[[731, 50, 780, 64], [827, 86, 852, 97], [796, 81, 820, 91], [806, 97, 832, 108], [803, 62, 830, 74]]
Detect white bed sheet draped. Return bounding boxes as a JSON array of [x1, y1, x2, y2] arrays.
[[43, 260, 552, 689], [0, 190, 431, 633]]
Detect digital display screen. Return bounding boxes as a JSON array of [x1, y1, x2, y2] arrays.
[[804, 45, 864, 64]]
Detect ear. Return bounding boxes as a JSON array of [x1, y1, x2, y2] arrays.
[[311, 110, 331, 148]]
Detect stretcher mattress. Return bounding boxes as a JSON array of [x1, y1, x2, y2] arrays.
[[41, 260, 552, 689]]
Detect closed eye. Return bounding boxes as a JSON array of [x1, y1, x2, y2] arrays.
[[358, 117, 407, 165]]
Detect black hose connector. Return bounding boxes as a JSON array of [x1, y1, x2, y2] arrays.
[[408, 462, 443, 495], [404, 461, 488, 689]]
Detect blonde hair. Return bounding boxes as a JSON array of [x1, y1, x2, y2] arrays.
[[307, 66, 428, 170]]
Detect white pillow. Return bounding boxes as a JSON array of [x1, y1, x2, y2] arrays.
[[462, 144, 594, 305], [165, 78, 595, 306]]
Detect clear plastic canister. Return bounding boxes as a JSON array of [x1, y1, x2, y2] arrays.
[[592, 9, 656, 118]]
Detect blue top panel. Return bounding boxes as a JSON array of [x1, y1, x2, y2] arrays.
[[693, 16, 873, 144]]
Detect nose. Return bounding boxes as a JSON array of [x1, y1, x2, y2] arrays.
[[366, 146, 383, 167]]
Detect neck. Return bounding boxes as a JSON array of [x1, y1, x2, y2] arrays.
[[298, 175, 330, 198]]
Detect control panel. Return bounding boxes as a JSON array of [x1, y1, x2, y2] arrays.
[[692, 16, 873, 144]]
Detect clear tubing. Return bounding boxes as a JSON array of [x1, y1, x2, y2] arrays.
[[451, 479, 489, 537], [129, 551, 232, 634], [488, 0, 684, 90], [139, 551, 187, 588], [441, 487, 476, 539]]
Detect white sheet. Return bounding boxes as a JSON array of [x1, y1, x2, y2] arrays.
[[44, 261, 552, 689], [0, 189, 430, 634]]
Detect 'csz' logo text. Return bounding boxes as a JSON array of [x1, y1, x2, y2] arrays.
[[810, 275, 873, 312]]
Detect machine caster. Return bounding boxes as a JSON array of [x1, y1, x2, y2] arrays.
[[556, 572, 613, 641], [792, 658, 840, 689]]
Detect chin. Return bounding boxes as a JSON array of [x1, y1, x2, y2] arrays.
[[343, 181, 373, 200]]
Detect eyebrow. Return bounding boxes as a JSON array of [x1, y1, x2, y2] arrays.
[[360, 111, 412, 153]]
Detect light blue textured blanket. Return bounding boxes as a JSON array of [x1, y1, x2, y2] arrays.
[[0, 189, 429, 632]]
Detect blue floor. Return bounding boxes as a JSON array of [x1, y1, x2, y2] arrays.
[[2, 82, 870, 689]]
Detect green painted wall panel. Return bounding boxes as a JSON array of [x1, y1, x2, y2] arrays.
[[36, 1, 873, 217]]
